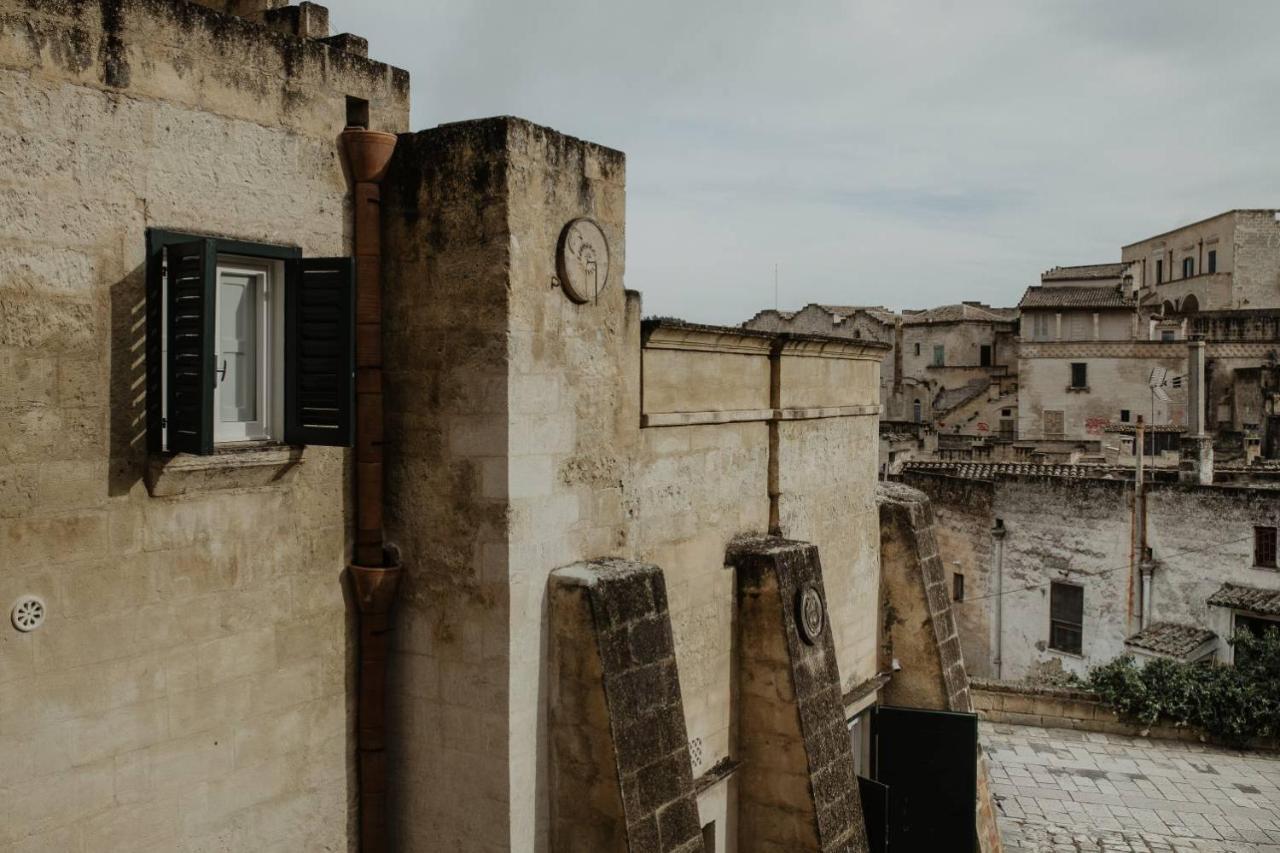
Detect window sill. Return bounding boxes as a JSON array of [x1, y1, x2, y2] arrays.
[[145, 443, 305, 497], [1065, 386, 1090, 393]]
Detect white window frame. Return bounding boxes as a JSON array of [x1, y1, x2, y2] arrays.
[[214, 255, 284, 445]]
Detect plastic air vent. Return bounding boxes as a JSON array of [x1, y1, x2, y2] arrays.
[[11, 595, 46, 632]]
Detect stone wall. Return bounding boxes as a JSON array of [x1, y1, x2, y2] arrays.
[[1232, 210, 1280, 310], [0, 2, 408, 850], [382, 117, 888, 851], [1017, 342, 1188, 442], [904, 469, 1280, 681]]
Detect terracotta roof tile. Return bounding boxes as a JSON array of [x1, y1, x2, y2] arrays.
[[1042, 263, 1129, 282], [1019, 285, 1135, 309], [1208, 582, 1280, 616], [1125, 622, 1217, 658]]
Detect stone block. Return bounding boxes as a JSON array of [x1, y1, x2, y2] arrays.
[[549, 560, 701, 852], [727, 535, 868, 853], [260, 2, 330, 38]]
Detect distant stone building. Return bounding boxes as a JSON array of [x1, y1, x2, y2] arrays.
[[901, 461, 1280, 682], [745, 301, 1018, 437], [1123, 209, 1280, 312]]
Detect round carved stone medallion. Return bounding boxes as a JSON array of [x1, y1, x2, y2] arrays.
[[796, 584, 825, 645], [556, 217, 610, 304]]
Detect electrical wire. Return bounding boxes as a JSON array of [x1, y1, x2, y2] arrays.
[[952, 530, 1258, 605]]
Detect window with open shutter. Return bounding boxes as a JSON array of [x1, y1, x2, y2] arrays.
[[285, 257, 355, 446], [145, 230, 354, 455]]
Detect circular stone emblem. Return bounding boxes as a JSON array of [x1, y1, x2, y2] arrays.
[[796, 585, 825, 645], [556, 217, 610, 304]]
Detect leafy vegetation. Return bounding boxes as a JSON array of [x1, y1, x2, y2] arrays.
[[1079, 628, 1280, 745]]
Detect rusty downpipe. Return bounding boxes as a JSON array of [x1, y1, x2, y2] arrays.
[[341, 126, 401, 853]]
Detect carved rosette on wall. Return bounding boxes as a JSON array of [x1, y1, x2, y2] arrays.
[[556, 217, 610, 303], [796, 584, 825, 645]]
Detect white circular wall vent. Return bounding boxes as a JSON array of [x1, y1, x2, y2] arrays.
[[11, 595, 46, 632]]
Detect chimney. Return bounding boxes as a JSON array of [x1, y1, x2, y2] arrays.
[[1179, 336, 1213, 485]]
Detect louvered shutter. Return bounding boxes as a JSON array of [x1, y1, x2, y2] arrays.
[[284, 257, 355, 446], [166, 239, 216, 454]]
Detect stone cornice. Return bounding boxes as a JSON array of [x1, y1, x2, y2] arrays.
[[641, 320, 889, 360]]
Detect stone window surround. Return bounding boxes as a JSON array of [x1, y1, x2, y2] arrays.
[[145, 442, 305, 497]]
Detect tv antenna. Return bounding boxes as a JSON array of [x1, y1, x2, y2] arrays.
[[1147, 367, 1170, 423]]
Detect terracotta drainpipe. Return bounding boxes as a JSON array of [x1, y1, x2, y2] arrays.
[[341, 126, 401, 853]]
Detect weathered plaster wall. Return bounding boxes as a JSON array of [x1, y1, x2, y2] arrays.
[[906, 470, 1280, 681], [0, 2, 408, 850], [1017, 344, 1187, 442], [903, 476, 996, 678]]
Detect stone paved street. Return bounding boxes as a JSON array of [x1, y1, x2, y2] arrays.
[[982, 722, 1280, 852]]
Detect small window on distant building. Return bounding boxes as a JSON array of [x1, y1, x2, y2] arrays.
[[1161, 330, 1176, 342], [1120, 409, 1131, 423], [914, 342, 920, 357], [1044, 409, 1064, 436], [1182, 257, 1194, 278], [953, 573, 965, 602], [1032, 314, 1051, 341], [980, 344, 992, 367], [1049, 582, 1084, 655], [1156, 259, 1163, 284], [1070, 362, 1088, 389], [1001, 408, 1012, 417], [932, 345, 945, 367], [1208, 250, 1217, 274], [913, 399, 922, 423], [1255, 526, 1278, 569]]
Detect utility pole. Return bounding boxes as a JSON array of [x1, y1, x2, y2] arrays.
[[1131, 415, 1147, 632]]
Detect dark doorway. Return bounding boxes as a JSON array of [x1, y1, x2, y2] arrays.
[[858, 775, 890, 853], [873, 705, 978, 853], [980, 345, 992, 367]]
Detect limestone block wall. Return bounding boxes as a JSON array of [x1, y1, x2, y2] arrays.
[[381, 115, 886, 852], [1233, 210, 1280, 309], [0, 2, 408, 850]]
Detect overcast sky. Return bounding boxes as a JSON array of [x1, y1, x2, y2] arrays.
[[326, 0, 1280, 325]]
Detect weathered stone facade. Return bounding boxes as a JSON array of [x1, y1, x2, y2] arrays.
[[1, 2, 407, 850], [903, 465, 1280, 681], [378, 118, 889, 849], [3, 3, 995, 851]]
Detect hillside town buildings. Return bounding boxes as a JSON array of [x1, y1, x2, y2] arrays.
[[1, 2, 1006, 852]]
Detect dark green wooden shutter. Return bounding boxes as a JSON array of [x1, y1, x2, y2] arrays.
[[284, 257, 355, 446], [145, 238, 164, 453], [166, 239, 216, 454]]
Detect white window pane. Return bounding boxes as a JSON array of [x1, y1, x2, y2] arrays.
[[218, 273, 257, 423]]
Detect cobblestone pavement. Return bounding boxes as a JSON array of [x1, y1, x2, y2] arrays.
[[982, 721, 1280, 852]]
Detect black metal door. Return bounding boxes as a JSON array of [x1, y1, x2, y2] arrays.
[[857, 775, 889, 853], [873, 705, 978, 852]]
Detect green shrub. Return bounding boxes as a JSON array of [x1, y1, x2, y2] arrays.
[[1081, 627, 1280, 745]]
